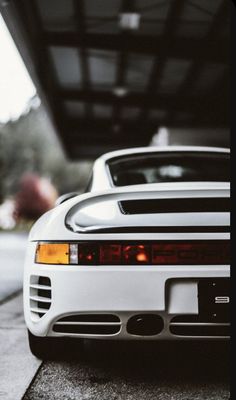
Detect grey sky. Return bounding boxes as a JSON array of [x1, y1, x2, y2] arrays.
[[0, 14, 36, 123]]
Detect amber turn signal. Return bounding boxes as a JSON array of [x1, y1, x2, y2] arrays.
[[35, 243, 69, 264]]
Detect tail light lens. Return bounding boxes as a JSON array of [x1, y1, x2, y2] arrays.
[[35, 241, 229, 265], [35, 243, 69, 264], [100, 244, 150, 264]]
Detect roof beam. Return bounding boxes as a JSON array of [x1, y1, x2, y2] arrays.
[[167, 0, 229, 124], [112, 0, 135, 123], [73, 0, 91, 118], [17, 0, 70, 153], [67, 116, 226, 130], [174, 0, 229, 96], [139, 0, 185, 122], [58, 87, 206, 110], [42, 32, 226, 64], [192, 72, 229, 126], [146, 0, 186, 93]]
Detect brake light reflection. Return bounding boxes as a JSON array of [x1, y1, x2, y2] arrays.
[[75, 241, 229, 265], [100, 244, 121, 263], [123, 245, 150, 264], [78, 244, 97, 264]]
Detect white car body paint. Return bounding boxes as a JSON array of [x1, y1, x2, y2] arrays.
[[24, 146, 230, 341]]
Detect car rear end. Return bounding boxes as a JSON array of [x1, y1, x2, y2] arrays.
[[24, 182, 230, 341]]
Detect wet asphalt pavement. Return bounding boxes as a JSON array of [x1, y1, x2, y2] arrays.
[[0, 232, 231, 400]]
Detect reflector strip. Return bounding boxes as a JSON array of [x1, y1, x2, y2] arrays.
[[69, 244, 78, 264]]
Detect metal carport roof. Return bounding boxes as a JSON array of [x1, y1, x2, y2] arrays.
[[0, 0, 229, 158]]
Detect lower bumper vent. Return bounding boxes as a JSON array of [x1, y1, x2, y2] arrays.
[[53, 314, 121, 336], [170, 315, 230, 337], [29, 276, 51, 319]]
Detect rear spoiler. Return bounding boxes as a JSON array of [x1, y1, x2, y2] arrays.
[[65, 183, 230, 234]]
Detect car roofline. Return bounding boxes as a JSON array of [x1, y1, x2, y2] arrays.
[[91, 145, 230, 191], [97, 146, 230, 163]]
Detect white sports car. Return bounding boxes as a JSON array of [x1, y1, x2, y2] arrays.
[[24, 146, 230, 359]]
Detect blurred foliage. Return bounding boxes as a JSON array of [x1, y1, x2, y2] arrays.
[[0, 100, 92, 203]]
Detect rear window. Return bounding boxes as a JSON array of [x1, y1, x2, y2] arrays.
[[108, 152, 230, 186]]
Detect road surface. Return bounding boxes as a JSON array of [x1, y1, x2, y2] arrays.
[[0, 232, 230, 400], [0, 232, 27, 303]]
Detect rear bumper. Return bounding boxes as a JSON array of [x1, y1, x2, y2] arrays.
[[24, 242, 230, 340]]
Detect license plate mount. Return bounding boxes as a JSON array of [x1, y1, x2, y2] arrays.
[[198, 278, 230, 322]]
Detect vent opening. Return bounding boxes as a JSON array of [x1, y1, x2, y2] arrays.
[[59, 314, 120, 323], [127, 314, 164, 336], [170, 319, 230, 337], [119, 198, 230, 215], [170, 314, 230, 337], [30, 275, 52, 319], [53, 313, 121, 336], [53, 324, 120, 335]]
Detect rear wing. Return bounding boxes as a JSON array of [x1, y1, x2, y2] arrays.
[[65, 183, 230, 234]]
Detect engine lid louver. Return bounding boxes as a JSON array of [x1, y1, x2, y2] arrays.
[[119, 198, 230, 215]]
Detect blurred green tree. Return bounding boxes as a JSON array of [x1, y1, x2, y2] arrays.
[[0, 100, 92, 202]]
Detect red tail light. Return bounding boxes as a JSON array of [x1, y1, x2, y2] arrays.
[[99, 244, 151, 264], [77, 244, 97, 264], [76, 241, 229, 265]]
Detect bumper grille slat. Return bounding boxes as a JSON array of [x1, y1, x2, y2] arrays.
[[170, 324, 230, 337], [53, 324, 120, 335], [30, 306, 49, 314], [170, 322, 230, 327], [54, 321, 121, 326], [29, 295, 52, 303], [59, 314, 120, 323], [53, 313, 121, 336], [30, 283, 52, 290], [30, 275, 52, 319], [170, 315, 230, 337]]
